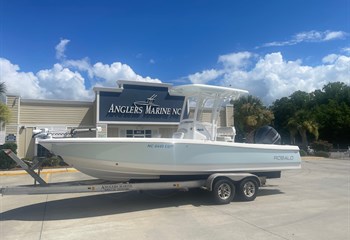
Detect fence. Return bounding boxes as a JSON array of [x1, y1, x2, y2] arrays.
[[330, 149, 350, 159]]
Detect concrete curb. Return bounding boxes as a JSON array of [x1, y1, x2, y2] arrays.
[[302, 156, 350, 160], [0, 168, 78, 176]]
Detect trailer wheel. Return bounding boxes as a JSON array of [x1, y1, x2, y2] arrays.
[[212, 179, 235, 204], [238, 178, 258, 201]]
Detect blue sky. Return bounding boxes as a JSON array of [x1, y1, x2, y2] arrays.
[[1, 0, 349, 104]]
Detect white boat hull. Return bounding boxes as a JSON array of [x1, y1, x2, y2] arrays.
[[39, 138, 301, 181]]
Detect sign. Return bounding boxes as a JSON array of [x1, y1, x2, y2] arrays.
[[99, 84, 184, 123], [5, 134, 16, 142]]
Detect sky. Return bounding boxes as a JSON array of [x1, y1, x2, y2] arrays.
[[0, 0, 349, 104]]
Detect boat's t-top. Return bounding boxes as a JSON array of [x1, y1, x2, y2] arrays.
[[170, 84, 248, 141]]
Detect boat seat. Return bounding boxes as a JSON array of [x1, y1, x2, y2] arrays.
[[217, 127, 236, 142], [216, 136, 233, 142], [172, 132, 185, 139]]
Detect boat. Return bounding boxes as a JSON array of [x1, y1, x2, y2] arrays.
[[38, 84, 301, 182]]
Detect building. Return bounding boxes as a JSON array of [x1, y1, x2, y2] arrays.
[[4, 81, 234, 159]]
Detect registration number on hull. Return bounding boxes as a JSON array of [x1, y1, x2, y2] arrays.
[[274, 156, 294, 160], [147, 144, 174, 149]]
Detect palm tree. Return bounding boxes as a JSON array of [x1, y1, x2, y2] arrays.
[[233, 95, 274, 142], [287, 110, 319, 150]]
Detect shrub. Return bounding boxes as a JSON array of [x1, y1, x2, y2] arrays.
[[41, 156, 68, 167], [311, 140, 333, 152], [0, 142, 18, 170], [0, 143, 68, 170], [299, 149, 307, 156], [314, 151, 331, 158], [25, 156, 69, 168]]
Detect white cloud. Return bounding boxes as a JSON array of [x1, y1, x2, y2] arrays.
[[36, 64, 92, 100], [0, 56, 161, 100], [0, 58, 44, 99], [63, 58, 94, 78], [1, 38, 161, 101], [55, 39, 70, 60], [322, 54, 339, 64], [186, 51, 350, 105], [218, 52, 254, 70], [294, 31, 322, 42], [92, 62, 160, 86], [260, 30, 347, 48], [3, 38, 348, 105], [61, 55, 161, 86], [323, 31, 346, 41], [0, 58, 92, 100], [188, 69, 222, 84], [341, 47, 350, 55]]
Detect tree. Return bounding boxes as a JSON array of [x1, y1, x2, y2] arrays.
[[287, 110, 319, 150], [0, 103, 11, 124], [271, 90, 312, 144], [314, 100, 350, 147], [233, 95, 274, 142], [0, 82, 11, 124], [0, 82, 5, 95], [270, 97, 296, 143], [312, 82, 350, 147], [271, 82, 349, 147], [313, 82, 350, 105]]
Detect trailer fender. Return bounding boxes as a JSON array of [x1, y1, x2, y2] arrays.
[[206, 173, 261, 191]]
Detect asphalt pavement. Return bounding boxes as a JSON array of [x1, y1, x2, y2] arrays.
[[0, 158, 349, 240]]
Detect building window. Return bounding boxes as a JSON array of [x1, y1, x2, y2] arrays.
[[126, 130, 152, 138]]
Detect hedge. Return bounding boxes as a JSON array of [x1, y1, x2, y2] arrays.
[[0, 142, 18, 170]]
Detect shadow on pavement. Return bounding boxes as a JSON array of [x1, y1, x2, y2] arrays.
[[1, 187, 283, 221], [1, 189, 212, 221]]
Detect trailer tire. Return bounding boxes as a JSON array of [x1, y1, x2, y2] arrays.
[[238, 178, 258, 201], [212, 179, 235, 204]]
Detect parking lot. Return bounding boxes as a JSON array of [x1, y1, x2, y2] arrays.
[[1, 158, 349, 240]]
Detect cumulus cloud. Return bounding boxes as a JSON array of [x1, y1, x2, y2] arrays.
[[1, 37, 162, 101], [63, 58, 161, 85], [0, 58, 92, 100], [0, 56, 161, 101], [322, 54, 339, 64], [59, 40, 160, 86], [36, 64, 92, 100], [188, 69, 222, 84], [2, 38, 349, 104], [218, 52, 255, 70], [186, 51, 350, 104], [92, 62, 160, 86], [55, 39, 70, 60], [0, 58, 44, 99], [260, 30, 347, 48], [186, 52, 255, 85]]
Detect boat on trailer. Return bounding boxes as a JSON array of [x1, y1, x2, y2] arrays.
[[38, 84, 301, 182]]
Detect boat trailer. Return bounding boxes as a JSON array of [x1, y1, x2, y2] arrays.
[[0, 149, 265, 204]]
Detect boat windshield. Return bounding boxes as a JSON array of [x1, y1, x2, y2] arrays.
[[178, 95, 230, 140], [183, 95, 229, 119], [171, 84, 248, 140]]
